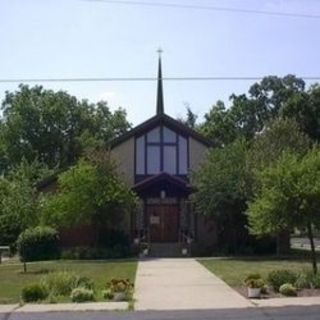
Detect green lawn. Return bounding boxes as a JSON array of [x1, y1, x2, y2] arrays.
[[0, 259, 137, 304], [199, 255, 316, 287]]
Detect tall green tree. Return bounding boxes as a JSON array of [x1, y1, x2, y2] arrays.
[[191, 139, 249, 252], [0, 159, 51, 245], [0, 85, 131, 173], [201, 75, 309, 146], [248, 149, 320, 274], [248, 117, 311, 174], [42, 150, 137, 246]]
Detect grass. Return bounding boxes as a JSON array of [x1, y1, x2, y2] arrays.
[[0, 259, 137, 304], [198, 254, 317, 287]]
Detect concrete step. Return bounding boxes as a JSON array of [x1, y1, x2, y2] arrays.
[[149, 242, 182, 257]]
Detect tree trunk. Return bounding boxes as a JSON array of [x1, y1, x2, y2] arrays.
[[307, 222, 317, 274]]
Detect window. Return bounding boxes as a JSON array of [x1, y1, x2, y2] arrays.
[[147, 145, 161, 174], [136, 136, 145, 174], [163, 145, 177, 174], [135, 126, 188, 175], [178, 136, 188, 174]]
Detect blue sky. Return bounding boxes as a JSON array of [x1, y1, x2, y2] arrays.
[[1, 0, 320, 125]]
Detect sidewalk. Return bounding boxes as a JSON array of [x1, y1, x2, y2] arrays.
[[0, 302, 128, 314], [134, 258, 253, 310], [253, 296, 320, 307]]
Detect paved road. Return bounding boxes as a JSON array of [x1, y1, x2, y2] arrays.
[[135, 258, 251, 310], [1, 306, 320, 320]]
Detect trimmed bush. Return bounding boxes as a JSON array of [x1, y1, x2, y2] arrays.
[[70, 288, 95, 303], [267, 270, 297, 292], [21, 283, 49, 302], [279, 283, 297, 296], [17, 226, 60, 262]]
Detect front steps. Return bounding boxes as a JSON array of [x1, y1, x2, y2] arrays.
[[148, 242, 184, 257]]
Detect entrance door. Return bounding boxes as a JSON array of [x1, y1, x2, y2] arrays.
[[147, 205, 179, 242]]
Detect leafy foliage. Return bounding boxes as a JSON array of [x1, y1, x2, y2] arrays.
[[0, 85, 130, 174], [21, 283, 49, 302], [201, 75, 320, 146], [0, 160, 51, 246], [41, 272, 94, 296], [17, 226, 60, 262], [41, 150, 137, 246], [191, 139, 250, 252], [279, 283, 297, 296], [267, 270, 298, 292], [70, 287, 95, 303]]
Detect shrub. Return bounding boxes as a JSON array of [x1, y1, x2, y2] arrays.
[[21, 283, 49, 302], [295, 272, 312, 289], [244, 273, 262, 282], [41, 272, 94, 296], [245, 278, 265, 289], [17, 226, 60, 262], [98, 229, 129, 248], [76, 276, 95, 290], [279, 283, 297, 296], [107, 278, 133, 293], [102, 289, 114, 300], [310, 273, 320, 289], [70, 288, 95, 303], [41, 271, 78, 296], [267, 270, 297, 292], [60, 245, 130, 260]]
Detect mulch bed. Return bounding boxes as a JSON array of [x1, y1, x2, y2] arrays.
[[235, 286, 320, 299]]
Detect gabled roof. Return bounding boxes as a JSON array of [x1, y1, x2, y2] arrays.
[[133, 172, 192, 193], [110, 113, 214, 148]]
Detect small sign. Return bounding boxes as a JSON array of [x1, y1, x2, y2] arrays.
[[150, 216, 160, 225]]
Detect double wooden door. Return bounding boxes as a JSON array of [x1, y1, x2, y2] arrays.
[[147, 205, 179, 242]]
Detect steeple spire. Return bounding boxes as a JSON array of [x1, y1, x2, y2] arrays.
[[156, 48, 164, 115]]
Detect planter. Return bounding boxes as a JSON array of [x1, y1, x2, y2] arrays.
[[247, 287, 261, 299], [181, 248, 188, 255], [113, 291, 126, 301]]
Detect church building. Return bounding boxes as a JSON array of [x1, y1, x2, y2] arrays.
[[110, 56, 217, 256]]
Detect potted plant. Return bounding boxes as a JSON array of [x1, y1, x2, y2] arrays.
[[107, 279, 133, 301], [140, 243, 149, 258], [245, 278, 265, 299]]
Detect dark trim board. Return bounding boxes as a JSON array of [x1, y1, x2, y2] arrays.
[[110, 113, 215, 149]]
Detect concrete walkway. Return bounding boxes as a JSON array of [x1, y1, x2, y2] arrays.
[[134, 258, 253, 310]]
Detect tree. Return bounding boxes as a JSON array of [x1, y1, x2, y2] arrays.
[[41, 150, 137, 247], [280, 85, 320, 142], [0, 159, 50, 246], [248, 117, 311, 175], [191, 139, 249, 252], [248, 149, 320, 274], [201, 75, 308, 146], [177, 105, 198, 129], [200, 101, 237, 146], [0, 85, 131, 173]]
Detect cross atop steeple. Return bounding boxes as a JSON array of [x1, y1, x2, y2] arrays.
[[156, 48, 164, 115]]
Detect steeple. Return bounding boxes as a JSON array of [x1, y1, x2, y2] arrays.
[[156, 48, 164, 115]]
